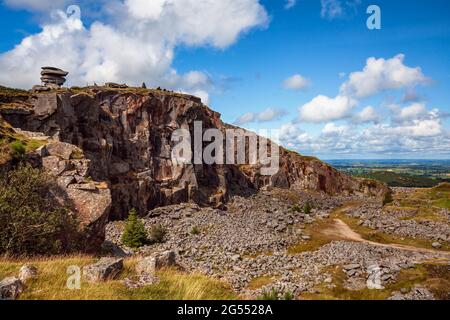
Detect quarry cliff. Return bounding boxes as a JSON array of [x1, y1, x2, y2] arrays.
[[0, 86, 388, 247]]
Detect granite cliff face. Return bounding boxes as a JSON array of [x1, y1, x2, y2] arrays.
[[0, 87, 388, 229]]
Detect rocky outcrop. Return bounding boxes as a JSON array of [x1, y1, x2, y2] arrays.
[[0, 87, 388, 220], [83, 257, 124, 282], [38, 141, 112, 250]]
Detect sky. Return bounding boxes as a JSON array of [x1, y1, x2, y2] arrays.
[[0, 0, 449, 159]]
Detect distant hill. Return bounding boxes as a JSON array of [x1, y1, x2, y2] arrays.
[[353, 171, 449, 188]]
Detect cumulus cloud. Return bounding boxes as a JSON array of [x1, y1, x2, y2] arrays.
[[0, 0, 269, 102], [282, 74, 309, 90], [283, 100, 448, 157], [321, 123, 349, 137], [298, 94, 357, 122], [340, 54, 428, 98], [297, 54, 429, 123], [352, 106, 381, 123], [393, 103, 428, 122], [234, 107, 287, 125]]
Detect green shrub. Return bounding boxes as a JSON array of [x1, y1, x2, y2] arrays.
[[0, 164, 81, 256], [190, 226, 200, 235], [121, 209, 148, 248], [291, 204, 302, 213], [149, 223, 167, 244], [303, 201, 312, 215], [283, 292, 294, 300], [10, 140, 26, 160]]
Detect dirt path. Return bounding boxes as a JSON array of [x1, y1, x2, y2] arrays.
[[325, 218, 450, 257]]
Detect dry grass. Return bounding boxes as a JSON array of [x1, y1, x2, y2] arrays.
[[0, 256, 236, 300], [287, 219, 341, 254], [246, 276, 277, 290]]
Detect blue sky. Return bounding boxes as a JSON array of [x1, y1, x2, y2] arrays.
[[0, 0, 449, 159]]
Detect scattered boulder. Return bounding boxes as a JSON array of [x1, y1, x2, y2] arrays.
[[83, 257, 123, 283], [136, 250, 177, 276], [0, 277, 24, 300], [432, 242, 442, 249], [18, 265, 38, 283]]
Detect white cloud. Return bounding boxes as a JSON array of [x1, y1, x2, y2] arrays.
[[284, 0, 297, 10], [321, 123, 349, 137], [0, 0, 269, 101], [298, 94, 357, 122], [282, 74, 309, 90], [394, 103, 427, 122], [321, 0, 361, 19], [340, 54, 428, 98], [234, 107, 287, 125], [353, 106, 381, 123]]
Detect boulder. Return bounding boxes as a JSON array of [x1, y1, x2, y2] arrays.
[[432, 242, 442, 249], [63, 188, 112, 251], [18, 265, 38, 283], [83, 257, 123, 283], [136, 251, 176, 276], [0, 277, 24, 300]]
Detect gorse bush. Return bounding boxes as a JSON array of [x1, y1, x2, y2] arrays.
[[0, 164, 81, 256], [149, 223, 167, 244], [121, 209, 148, 248]]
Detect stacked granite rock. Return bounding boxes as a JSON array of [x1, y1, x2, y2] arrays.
[[40, 66, 68, 88]]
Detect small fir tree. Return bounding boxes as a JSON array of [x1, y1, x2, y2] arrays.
[[121, 209, 148, 248]]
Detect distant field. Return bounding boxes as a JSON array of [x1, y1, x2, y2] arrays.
[[327, 159, 450, 188]]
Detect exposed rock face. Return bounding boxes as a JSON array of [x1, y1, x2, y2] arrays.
[[83, 257, 124, 282], [39, 141, 112, 250], [0, 277, 24, 300], [0, 88, 388, 220]]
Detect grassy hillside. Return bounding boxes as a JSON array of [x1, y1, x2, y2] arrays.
[[0, 256, 236, 300]]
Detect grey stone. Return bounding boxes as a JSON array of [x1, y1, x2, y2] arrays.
[[18, 265, 38, 283], [0, 277, 24, 300], [83, 257, 123, 283]]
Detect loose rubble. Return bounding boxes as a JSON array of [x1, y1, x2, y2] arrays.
[[105, 191, 450, 298]]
